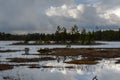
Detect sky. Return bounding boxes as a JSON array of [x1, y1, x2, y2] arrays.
[[0, 0, 120, 34]]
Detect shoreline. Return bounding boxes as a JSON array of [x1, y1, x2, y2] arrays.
[[11, 41, 103, 45]]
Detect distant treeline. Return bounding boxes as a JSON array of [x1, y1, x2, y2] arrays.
[[0, 25, 120, 44]]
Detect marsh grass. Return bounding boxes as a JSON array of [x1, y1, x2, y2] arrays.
[[50, 48, 120, 58], [7, 57, 55, 63], [0, 64, 13, 71], [65, 60, 98, 65], [65, 57, 99, 65], [28, 65, 74, 69], [0, 50, 22, 53], [115, 60, 120, 64]]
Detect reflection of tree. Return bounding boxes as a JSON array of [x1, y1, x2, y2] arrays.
[[25, 48, 29, 54], [56, 56, 67, 63], [63, 56, 67, 62], [70, 56, 79, 60], [92, 76, 98, 80], [56, 56, 79, 63], [56, 55, 60, 63]]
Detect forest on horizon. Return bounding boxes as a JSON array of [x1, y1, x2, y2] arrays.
[[1, 25, 120, 45]]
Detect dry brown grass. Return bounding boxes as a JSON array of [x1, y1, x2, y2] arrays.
[[51, 48, 120, 58], [0, 50, 21, 53], [65, 60, 98, 65], [115, 60, 120, 64], [0, 64, 13, 71], [28, 65, 74, 69], [65, 58, 98, 65], [7, 57, 55, 63]]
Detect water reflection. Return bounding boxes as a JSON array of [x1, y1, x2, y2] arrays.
[[92, 76, 98, 80], [0, 60, 120, 80], [0, 64, 120, 80], [0, 41, 120, 80], [56, 55, 79, 63]]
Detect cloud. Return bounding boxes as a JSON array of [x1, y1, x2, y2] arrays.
[[46, 0, 120, 30], [46, 4, 108, 29], [99, 0, 120, 9], [0, 0, 120, 34], [46, 4, 84, 19]]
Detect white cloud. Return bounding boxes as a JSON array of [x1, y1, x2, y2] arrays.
[[46, 4, 84, 19], [46, 1, 120, 30], [46, 4, 105, 27]]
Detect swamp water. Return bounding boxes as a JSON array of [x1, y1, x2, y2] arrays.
[[0, 41, 120, 80]]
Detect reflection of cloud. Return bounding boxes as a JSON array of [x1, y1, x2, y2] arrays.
[[1, 62, 120, 80], [27, 69, 97, 80], [93, 62, 120, 80], [97, 67, 120, 80]]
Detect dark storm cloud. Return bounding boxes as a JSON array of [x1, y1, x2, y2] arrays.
[[0, 0, 74, 33]]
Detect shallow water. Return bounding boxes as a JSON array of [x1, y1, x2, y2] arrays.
[[0, 41, 120, 80]]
